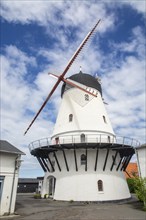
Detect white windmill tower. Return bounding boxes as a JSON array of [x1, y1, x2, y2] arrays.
[[26, 20, 140, 201]]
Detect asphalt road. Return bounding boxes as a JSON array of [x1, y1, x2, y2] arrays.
[[1, 194, 146, 220]]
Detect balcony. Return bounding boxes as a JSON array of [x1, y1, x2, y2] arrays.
[[28, 134, 140, 152]]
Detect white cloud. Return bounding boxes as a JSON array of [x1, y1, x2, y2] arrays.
[[109, 26, 145, 59], [1, 45, 57, 177], [0, 1, 115, 37], [125, 1, 146, 14], [102, 49, 145, 144]]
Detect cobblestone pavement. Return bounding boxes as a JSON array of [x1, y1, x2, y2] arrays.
[[0, 194, 146, 220]]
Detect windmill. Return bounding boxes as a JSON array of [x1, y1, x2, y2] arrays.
[[27, 20, 139, 201]]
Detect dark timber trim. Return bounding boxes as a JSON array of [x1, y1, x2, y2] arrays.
[[85, 147, 87, 171], [62, 149, 69, 171], [120, 157, 127, 171], [116, 157, 124, 171], [123, 155, 133, 171], [94, 149, 99, 171], [103, 149, 109, 171], [110, 151, 118, 171], [53, 152, 61, 171], [42, 158, 50, 172], [74, 147, 78, 171], [37, 157, 47, 172], [48, 155, 55, 172]]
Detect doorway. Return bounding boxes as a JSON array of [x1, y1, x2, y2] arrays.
[[47, 176, 56, 197]]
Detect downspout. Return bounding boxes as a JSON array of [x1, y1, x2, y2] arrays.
[[135, 148, 142, 178], [8, 155, 19, 214]]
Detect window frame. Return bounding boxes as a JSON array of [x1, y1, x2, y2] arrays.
[[85, 94, 89, 101], [69, 114, 73, 122], [81, 154, 86, 165], [0, 176, 5, 201], [97, 180, 104, 192], [103, 115, 107, 123]]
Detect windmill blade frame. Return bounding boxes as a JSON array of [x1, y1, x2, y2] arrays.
[[24, 19, 101, 135]]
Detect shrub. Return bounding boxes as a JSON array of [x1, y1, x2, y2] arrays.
[[34, 193, 41, 199], [69, 200, 74, 203], [44, 194, 49, 199], [127, 178, 135, 193], [134, 177, 146, 211]]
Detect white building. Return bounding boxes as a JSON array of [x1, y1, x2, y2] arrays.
[[29, 72, 140, 201], [0, 140, 24, 216], [135, 144, 146, 178]]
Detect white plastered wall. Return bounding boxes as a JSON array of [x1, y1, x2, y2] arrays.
[[0, 153, 20, 216], [136, 146, 146, 178], [52, 86, 115, 142], [42, 149, 130, 201]]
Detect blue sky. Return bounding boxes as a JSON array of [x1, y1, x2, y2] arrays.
[[0, 1, 145, 178]]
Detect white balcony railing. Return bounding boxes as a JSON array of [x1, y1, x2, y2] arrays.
[[28, 134, 140, 152]]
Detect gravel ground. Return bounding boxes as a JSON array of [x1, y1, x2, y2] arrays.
[[0, 193, 146, 220]]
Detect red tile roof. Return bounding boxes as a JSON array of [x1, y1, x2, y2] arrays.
[[124, 162, 139, 178]]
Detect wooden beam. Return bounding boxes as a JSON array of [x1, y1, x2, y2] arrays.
[[116, 157, 124, 171], [42, 158, 50, 172], [74, 148, 78, 171], [48, 155, 55, 172], [53, 152, 61, 171], [123, 155, 133, 171], [62, 149, 69, 171], [110, 151, 118, 171], [94, 149, 99, 171], [37, 157, 47, 172], [120, 157, 128, 171], [103, 149, 109, 171]]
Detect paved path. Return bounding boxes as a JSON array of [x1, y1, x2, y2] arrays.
[[1, 194, 146, 220]]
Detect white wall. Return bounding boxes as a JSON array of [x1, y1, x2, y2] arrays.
[[136, 146, 146, 178], [42, 149, 130, 201], [0, 153, 20, 216], [52, 86, 115, 142]]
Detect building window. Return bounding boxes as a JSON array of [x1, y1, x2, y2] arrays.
[[103, 115, 107, 123], [108, 136, 110, 143], [55, 137, 59, 144], [97, 180, 103, 191], [0, 176, 4, 200], [81, 154, 86, 165], [85, 94, 89, 101], [69, 114, 73, 122], [81, 133, 85, 143]]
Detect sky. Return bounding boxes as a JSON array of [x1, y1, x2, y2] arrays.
[[0, 0, 146, 178]]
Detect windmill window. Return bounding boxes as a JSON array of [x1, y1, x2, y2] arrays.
[[97, 180, 103, 191], [85, 94, 89, 101], [81, 154, 86, 165], [69, 114, 73, 122], [103, 115, 107, 123], [55, 137, 59, 144]]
